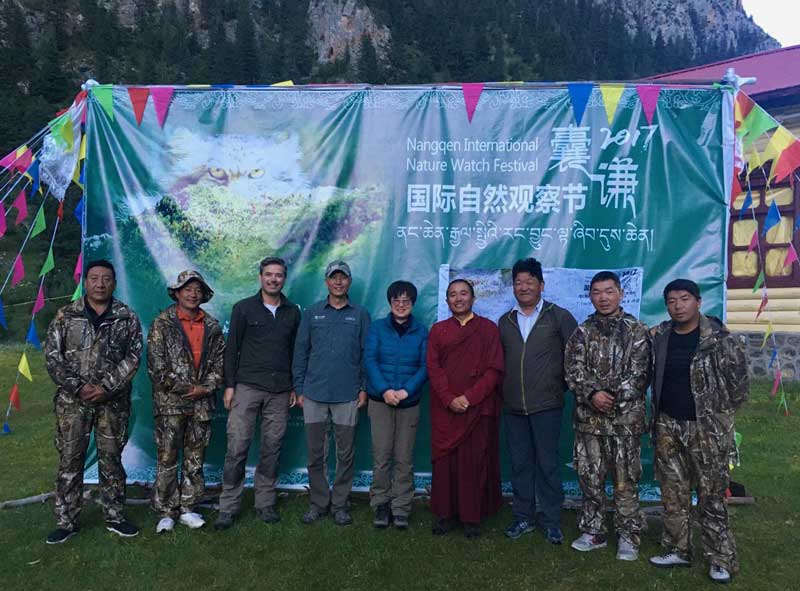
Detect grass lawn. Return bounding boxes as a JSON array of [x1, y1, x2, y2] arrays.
[[1, 347, 798, 591]]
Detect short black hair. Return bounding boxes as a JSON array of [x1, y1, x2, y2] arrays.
[[260, 256, 287, 275], [447, 278, 475, 298], [589, 271, 620, 290], [512, 258, 543, 282], [663, 278, 701, 302], [85, 259, 116, 280], [387, 280, 418, 304]]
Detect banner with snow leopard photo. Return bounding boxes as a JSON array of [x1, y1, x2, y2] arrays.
[[82, 83, 733, 499]]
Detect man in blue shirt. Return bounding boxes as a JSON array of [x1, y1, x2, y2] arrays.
[[293, 261, 371, 526]]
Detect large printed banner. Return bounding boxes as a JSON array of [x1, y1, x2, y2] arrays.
[[83, 84, 733, 499]]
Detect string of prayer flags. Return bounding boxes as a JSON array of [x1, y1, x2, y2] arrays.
[[0, 145, 32, 173], [26, 319, 41, 350], [462, 83, 485, 124], [12, 190, 28, 225], [17, 352, 32, 382], [762, 200, 781, 236], [568, 83, 593, 124], [636, 85, 661, 125]]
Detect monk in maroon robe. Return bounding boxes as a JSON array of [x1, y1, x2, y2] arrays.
[[426, 279, 504, 538]]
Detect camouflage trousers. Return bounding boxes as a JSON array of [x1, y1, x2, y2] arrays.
[[54, 397, 129, 530], [654, 414, 739, 573], [152, 414, 212, 518], [573, 430, 643, 545]]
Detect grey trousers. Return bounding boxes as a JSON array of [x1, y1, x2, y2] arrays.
[[303, 398, 359, 511], [218, 385, 290, 514], [368, 401, 420, 517]]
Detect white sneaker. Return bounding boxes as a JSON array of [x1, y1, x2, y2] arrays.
[[709, 565, 731, 584], [178, 512, 205, 529], [649, 552, 691, 568], [571, 533, 608, 552], [156, 517, 175, 533], [616, 537, 639, 561]]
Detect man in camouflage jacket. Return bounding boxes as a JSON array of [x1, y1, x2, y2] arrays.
[[648, 279, 748, 584], [44, 260, 143, 544], [147, 270, 225, 533], [564, 271, 651, 561]]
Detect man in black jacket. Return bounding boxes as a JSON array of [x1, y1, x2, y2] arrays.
[[498, 258, 577, 545], [214, 257, 301, 530]]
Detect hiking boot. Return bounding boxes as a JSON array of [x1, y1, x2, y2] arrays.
[[373, 503, 390, 529], [393, 514, 409, 530], [545, 527, 564, 545], [616, 537, 639, 561], [46, 527, 78, 545], [570, 533, 607, 552], [213, 512, 234, 531], [301, 505, 328, 525], [333, 507, 353, 526], [179, 512, 205, 529], [106, 520, 139, 538], [649, 552, 692, 568], [709, 565, 731, 584], [432, 517, 452, 535], [464, 523, 482, 540], [156, 517, 175, 534], [257, 506, 280, 524], [504, 519, 534, 540]]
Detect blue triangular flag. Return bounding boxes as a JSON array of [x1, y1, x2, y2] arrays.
[[26, 319, 41, 350], [567, 83, 594, 125], [763, 200, 781, 236], [2, 422, 10, 434], [0, 296, 6, 329], [78, 163, 85, 185], [739, 190, 753, 220], [29, 159, 40, 194], [795, 215, 800, 232], [768, 347, 778, 369], [74, 196, 84, 225]]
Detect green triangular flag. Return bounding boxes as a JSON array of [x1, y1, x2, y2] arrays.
[[740, 105, 777, 150], [71, 281, 83, 302], [30, 207, 46, 237], [48, 114, 74, 152], [752, 270, 765, 293], [93, 85, 115, 121], [39, 247, 55, 277]]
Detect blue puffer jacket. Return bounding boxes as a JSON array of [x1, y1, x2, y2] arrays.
[[364, 314, 428, 408]]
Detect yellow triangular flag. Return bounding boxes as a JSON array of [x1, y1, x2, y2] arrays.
[[271, 80, 294, 87], [746, 146, 763, 179], [599, 84, 625, 125], [761, 321, 774, 350], [79, 134, 86, 161], [18, 352, 32, 381], [762, 126, 794, 167]]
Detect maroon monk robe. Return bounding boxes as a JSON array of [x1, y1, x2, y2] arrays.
[[426, 314, 504, 523]]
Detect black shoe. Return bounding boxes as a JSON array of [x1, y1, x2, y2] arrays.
[[106, 520, 139, 538], [432, 517, 452, 535], [464, 523, 482, 540], [256, 506, 280, 524], [393, 514, 409, 530], [301, 505, 328, 525], [333, 507, 353, 526], [213, 512, 234, 531], [46, 527, 78, 545], [373, 503, 390, 529]]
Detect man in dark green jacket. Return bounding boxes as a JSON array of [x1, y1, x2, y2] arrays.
[[498, 258, 577, 545]]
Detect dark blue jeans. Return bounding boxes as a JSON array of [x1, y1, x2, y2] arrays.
[[504, 407, 564, 528]]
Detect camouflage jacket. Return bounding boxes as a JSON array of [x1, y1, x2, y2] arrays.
[[565, 309, 651, 436], [147, 305, 225, 421], [650, 314, 748, 438], [44, 297, 143, 407]]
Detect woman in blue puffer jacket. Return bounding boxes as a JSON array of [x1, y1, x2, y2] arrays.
[[364, 280, 428, 531]]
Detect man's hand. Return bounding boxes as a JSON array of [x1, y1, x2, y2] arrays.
[[79, 384, 105, 403], [223, 387, 235, 410], [296, 395, 304, 409], [289, 390, 297, 408], [591, 390, 615, 414], [449, 395, 469, 413], [383, 389, 400, 406], [357, 390, 368, 409], [182, 385, 209, 401], [396, 389, 409, 401]]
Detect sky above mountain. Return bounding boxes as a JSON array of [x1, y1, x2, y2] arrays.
[[742, 0, 800, 47]]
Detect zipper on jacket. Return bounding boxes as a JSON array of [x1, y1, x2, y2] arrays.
[[509, 312, 528, 414]]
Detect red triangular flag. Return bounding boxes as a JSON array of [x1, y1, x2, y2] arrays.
[[747, 230, 759, 253], [771, 369, 782, 397], [636, 85, 661, 125], [784, 243, 799, 268], [128, 87, 150, 126], [730, 167, 742, 206], [12, 189, 28, 225], [462, 83, 485, 123], [772, 139, 800, 184], [756, 290, 768, 320], [56, 199, 64, 221], [11, 255, 24, 287], [150, 87, 175, 128], [9, 384, 20, 410], [13, 147, 32, 173], [32, 284, 45, 314], [734, 92, 755, 131], [73, 251, 83, 283], [0, 202, 6, 237]]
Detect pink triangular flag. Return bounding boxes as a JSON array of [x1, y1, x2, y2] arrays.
[[0, 150, 15, 170], [771, 369, 782, 397], [636, 85, 661, 125], [756, 290, 768, 320], [13, 147, 32, 173], [150, 87, 175, 128], [127, 87, 150, 126], [11, 255, 24, 287], [32, 284, 45, 314], [747, 230, 758, 253], [9, 383, 20, 410], [12, 189, 28, 225], [462, 83, 485, 123], [0, 202, 6, 237], [784, 243, 799, 267], [73, 252, 83, 283]]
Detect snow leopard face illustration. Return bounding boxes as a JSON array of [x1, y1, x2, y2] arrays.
[[165, 128, 311, 206]]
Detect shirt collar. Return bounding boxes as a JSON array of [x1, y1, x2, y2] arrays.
[[513, 298, 543, 317], [176, 306, 205, 322], [454, 312, 475, 327]]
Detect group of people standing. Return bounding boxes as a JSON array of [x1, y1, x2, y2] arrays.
[[42, 255, 748, 584]]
